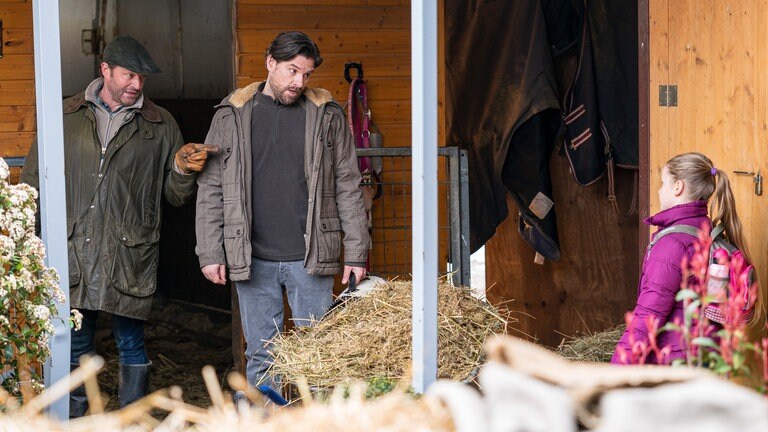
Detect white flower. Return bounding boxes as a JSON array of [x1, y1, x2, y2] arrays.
[[0, 158, 8, 181], [51, 283, 65, 304], [15, 267, 34, 292], [71, 309, 83, 331], [0, 235, 15, 261], [28, 304, 51, 322], [2, 274, 18, 294]]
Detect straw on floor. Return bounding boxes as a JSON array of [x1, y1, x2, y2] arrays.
[[271, 279, 510, 389]]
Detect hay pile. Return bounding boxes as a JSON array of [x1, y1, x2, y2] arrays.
[[0, 360, 455, 432], [555, 325, 624, 363], [270, 279, 509, 389]]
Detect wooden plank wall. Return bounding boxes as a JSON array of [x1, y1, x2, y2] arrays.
[[235, 0, 444, 280], [486, 160, 639, 347], [0, 0, 34, 183], [650, 1, 768, 332]]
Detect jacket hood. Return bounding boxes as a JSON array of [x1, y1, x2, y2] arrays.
[[644, 200, 709, 228], [62, 90, 163, 122], [226, 81, 333, 108]]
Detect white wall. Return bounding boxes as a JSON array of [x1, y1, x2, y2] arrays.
[[59, 0, 103, 96], [58, 0, 232, 99]]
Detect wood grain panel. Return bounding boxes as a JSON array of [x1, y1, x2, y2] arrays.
[[236, 76, 411, 104], [239, 0, 406, 4], [1, 28, 33, 54], [320, 77, 411, 102], [0, 80, 35, 105], [486, 156, 639, 347], [372, 123, 411, 147], [237, 52, 410, 80], [0, 55, 34, 80], [238, 29, 409, 54], [650, 1, 768, 338], [0, 3, 32, 28], [0, 105, 35, 132], [648, 0, 669, 215], [0, 131, 35, 157], [237, 5, 409, 30]]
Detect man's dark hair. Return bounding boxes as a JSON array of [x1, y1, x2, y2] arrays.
[[265, 31, 323, 67]]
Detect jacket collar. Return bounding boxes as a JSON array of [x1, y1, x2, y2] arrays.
[[227, 81, 333, 109], [63, 79, 163, 123], [644, 200, 709, 228]]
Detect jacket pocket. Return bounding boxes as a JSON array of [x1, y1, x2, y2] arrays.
[[109, 225, 160, 298], [67, 220, 81, 286], [317, 217, 342, 263], [223, 223, 247, 268]]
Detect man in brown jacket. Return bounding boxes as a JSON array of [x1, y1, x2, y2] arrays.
[[195, 31, 369, 392], [21, 35, 216, 416]]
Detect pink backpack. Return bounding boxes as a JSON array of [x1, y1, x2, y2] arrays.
[[648, 224, 757, 325]]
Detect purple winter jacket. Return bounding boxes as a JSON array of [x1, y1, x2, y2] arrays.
[[611, 201, 711, 364]]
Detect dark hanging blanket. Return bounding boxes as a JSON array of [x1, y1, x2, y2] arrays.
[[445, 0, 638, 256], [445, 0, 562, 259]]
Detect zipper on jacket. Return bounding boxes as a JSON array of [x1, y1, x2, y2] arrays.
[[99, 111, 118, 170]]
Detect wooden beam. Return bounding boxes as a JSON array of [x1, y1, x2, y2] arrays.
[[237, 5, 409, 30]]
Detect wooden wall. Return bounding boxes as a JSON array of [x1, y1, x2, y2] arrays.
[[649, 0, 768, 329], [0, 0, 35, 182], [485, 160, 639, 347]]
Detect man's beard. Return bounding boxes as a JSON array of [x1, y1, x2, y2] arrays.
[[269, 80, 302, 105]]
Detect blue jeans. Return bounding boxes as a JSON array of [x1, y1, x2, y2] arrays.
[[70, 309, 149, 365], [236, 258, 333, 388]]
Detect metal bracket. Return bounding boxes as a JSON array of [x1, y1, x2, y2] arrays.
[[81, 29, 100, 55], [659, 84, 678, 107]]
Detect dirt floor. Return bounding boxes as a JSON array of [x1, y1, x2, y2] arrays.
[[92, 296, 234, 411]]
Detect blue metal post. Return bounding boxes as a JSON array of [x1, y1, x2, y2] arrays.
[[411, 0, 439, 393], [32, 0, 70, 420]]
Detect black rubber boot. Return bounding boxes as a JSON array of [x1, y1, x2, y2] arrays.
[[69, 363, 89, 418], [118, 362, 151, 408]]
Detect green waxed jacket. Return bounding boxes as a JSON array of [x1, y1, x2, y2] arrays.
[[195, 82, 369, 280], [21, 90, 196, 320]]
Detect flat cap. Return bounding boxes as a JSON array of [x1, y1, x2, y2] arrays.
[[103, 35, 161, 74]]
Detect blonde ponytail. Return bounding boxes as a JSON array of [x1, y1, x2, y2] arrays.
[[709, 170, 752, 263]]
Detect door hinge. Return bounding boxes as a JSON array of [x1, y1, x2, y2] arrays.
[[659, 85, 678, 107]]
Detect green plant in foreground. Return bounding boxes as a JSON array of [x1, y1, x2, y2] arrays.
[[0, 158, 80, 404], [618, 227, 767, 394]]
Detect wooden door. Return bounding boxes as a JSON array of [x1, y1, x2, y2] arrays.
[[649, 1, 768, 319]]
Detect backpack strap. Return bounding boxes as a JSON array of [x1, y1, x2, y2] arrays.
[[711, 223, 726, 241], [645, 224, 700, 259]]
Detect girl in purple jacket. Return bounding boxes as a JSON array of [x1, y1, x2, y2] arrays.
[[612, 152, 756, 364]]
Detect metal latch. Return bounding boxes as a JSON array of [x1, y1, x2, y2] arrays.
[[733, 170, 763, 196], [659, 85, 678, 107]]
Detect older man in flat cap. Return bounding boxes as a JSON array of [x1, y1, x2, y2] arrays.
[[21, 35, 216, 417]]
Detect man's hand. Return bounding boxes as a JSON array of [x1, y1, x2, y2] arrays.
[[342, 265, 367, 285], [202, 264, 227, 285], [175, 143, 220, 174]]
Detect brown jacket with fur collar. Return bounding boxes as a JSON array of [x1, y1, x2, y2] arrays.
[[195, 82, 369, 280]]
